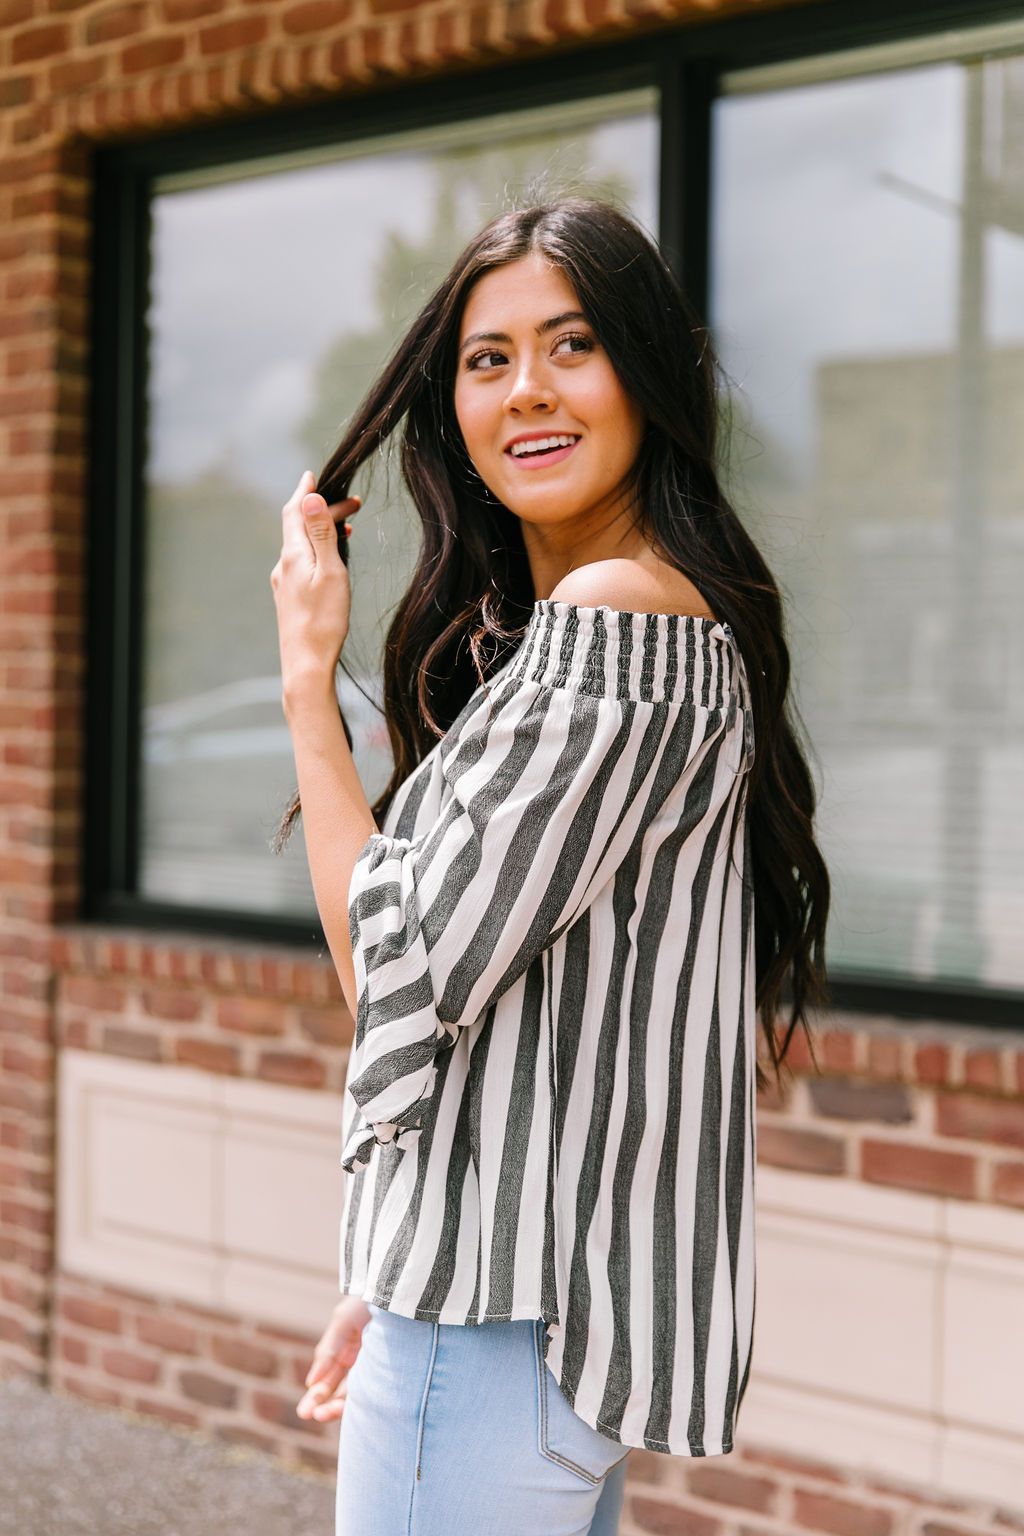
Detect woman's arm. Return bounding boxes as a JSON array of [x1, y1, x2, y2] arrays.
[[271, 468, 369, 1020], [285, 682, 377, 1021]]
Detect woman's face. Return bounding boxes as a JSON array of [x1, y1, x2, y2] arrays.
[[453, 254, 646, 534]]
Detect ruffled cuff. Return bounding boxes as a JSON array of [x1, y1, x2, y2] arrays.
[[340, 1116, 424, 1174]]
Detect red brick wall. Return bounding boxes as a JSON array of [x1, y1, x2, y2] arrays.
[[54, 1273, 342, 1474], [2, 0, 1023, 1527], [761, 1021, 1024, 1209]]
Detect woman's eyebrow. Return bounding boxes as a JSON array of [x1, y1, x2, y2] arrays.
[[458, 310, 589, 356]]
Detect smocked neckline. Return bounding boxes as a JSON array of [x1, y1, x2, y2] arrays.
[[532, 597, 731, 636], [507, 597, 748, 708]]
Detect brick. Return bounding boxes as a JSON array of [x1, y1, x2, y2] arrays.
[[792, 1490, 893, 1536], [741, 1445, 845, 1482], [936, 1092, 1024, 1151], [631, 1496, 718, 1534], [216, 996, 285, 1036], [755, 1124, 846, 1175], [914, 1042, 952, 1085], [121, 36, 187, 73], [179, 1369, 237, 1409], [210, 1335, 278, 1376], [820, 1030, 858, 1073], [629, 1449, 675, 1486], [685, 1465, 775, 1512], [0, 0, 33, 25], [60, 1333, 89, 1366], [140, 987, 202, 1023], [865, 1035, 904, 1079], [252, 1388, 311, 1428], [807, 1078, 912, 1125], [992, 1160, 1024, 1208], [62, 976, 127, 1012], [197, 15, 268, 55], [84, 3, 146, 43], [282, 0, 352, 34], [755, 1073, 792, 1112], [101, 1347, 161, 1383], [297, 1007, 348, 1046], [101, 1026, 161, 1061], [0, 1198, 50, 1234], [135, 1315, 201, 1354], [256, 1050, 326, 1088], [11, 23, 71, 63], [160, 0, 224, 17], [0, 1312, 42, 1350], [861, 1139, 976, 1199], [174, 1038, 240, 1074], [0, 77, 34, 109], [61, 1296, 122, 1334], [963, 1049, 1004, 1092], [1, 1045, 51, 1084]]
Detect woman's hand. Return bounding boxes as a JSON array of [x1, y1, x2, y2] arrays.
[[270, 469, 361, 709], [296, 1295, 373, 1424]]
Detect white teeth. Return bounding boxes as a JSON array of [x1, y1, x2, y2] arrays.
[[509, 435, 580, 457]]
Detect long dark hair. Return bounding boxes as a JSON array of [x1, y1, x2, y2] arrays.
[[273, 194, 831, 1092]]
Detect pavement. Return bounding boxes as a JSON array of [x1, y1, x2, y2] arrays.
[[0, 1375, 336, 1536]]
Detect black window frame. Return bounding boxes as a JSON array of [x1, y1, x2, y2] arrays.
[[85, 0, 1024, 1031]]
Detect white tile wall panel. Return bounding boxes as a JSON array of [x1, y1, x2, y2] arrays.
[[743, 1165, 1024, 1509], [57, 1050, 344, 1332]]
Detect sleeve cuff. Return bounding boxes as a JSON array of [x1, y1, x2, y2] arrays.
[[340, 1117, 424, 1174]]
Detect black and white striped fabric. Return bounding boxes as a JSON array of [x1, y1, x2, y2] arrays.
[[338, 598, 757, 1458]]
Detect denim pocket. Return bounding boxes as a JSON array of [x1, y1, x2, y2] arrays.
[[533, 1320, 630, 1486]]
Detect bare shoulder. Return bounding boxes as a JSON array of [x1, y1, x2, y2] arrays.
[[546, 558, 717, 621]]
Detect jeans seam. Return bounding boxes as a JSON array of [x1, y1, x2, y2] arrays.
[[409, 1320, 440, 1527], [534, 1319, 602, 1486]]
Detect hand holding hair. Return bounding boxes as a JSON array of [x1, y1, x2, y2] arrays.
[[270, 468, 361, 711]]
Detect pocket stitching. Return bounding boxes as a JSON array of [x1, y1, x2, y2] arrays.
[[533, 1320, 603, 1486]]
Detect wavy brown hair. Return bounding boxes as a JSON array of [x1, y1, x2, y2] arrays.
[[273, 194, 831, 1091]]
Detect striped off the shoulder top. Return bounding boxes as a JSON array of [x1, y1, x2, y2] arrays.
[[337, 597, 757, 1459]]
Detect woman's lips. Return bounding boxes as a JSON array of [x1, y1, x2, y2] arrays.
[[505, 438, 580, 470]]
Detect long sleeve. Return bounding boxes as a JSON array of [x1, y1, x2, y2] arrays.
[[339, 664, 717, 1174]]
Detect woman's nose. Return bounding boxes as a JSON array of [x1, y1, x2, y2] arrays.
[[504, 376, 558, 411]]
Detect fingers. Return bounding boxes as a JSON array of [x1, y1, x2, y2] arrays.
[[281, 469, 316, 554], [299, 1379, 348, 1423], [297, 1378, 339, 1419], [297, 1359, 345, 1418], [296, 1321, 360, 1421], [282, 470, 361, 553]]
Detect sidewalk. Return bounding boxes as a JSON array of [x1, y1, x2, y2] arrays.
[[0, 1375, 336, 1536]]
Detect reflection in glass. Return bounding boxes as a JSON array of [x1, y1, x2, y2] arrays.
[[712, 53, 1024, 989], [140, 92, 659, 917]]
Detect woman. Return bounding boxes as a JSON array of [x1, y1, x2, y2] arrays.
[[271, 196, 830, 1535]]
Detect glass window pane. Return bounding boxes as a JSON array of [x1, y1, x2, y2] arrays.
[[140, 90, 659, 917], [711, 50, 1024, 991]]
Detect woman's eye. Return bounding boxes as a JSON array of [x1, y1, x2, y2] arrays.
[[464, 331, 594, 371]]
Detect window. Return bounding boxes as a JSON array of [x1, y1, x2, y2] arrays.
[[88, 78, 659, 934], [711, 32, 1024, 994], [88, 5, 1022, 1019]]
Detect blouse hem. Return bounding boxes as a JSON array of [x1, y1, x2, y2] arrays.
[[342, 1285, 737, 1459]]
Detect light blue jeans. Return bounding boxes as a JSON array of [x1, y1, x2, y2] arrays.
[[335, 1303, 629, 1535]]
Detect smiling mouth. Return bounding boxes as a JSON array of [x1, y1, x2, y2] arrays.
[[505, 437, 581, 467]]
